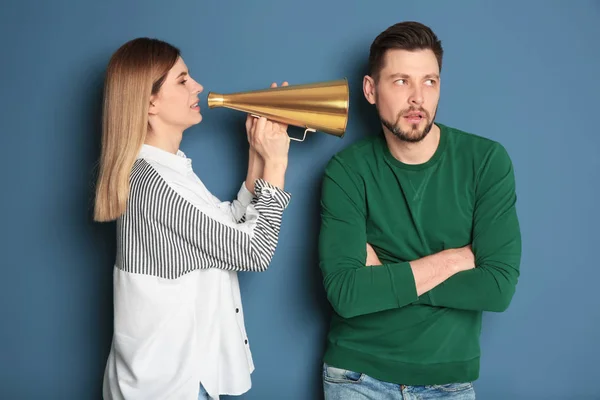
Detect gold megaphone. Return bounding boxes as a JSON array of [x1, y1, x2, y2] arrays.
[[207, 79, 349, 142]]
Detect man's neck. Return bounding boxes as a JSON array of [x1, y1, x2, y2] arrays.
[[145, 125, 183, 155], [383, 123, 441, 165]]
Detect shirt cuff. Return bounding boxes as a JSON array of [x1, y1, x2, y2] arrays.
[[254, 179, 292, 209], [237, 181, 255, 208]]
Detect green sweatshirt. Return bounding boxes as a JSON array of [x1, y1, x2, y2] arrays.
[[318, 123, 521, 385]]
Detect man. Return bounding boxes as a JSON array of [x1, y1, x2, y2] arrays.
[[318, 21, 521, 399]]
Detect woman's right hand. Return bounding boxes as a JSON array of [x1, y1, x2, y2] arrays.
[[249, 116, 290, 164], [248, 84, 291, 168], [245, 81, 291, 190], [248, 115, 290, 190]]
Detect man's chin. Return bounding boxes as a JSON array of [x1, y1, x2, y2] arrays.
[[392, 132, 426, 143], [392, 127, 428, 143], [381, 114, 435, 143]]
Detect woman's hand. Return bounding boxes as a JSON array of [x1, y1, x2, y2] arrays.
[[244, 81, 289, 193], [247, 82, 290, 164], [249, 115, 290, 166], [245, 81, 289, 151], [247, 82, 291, 190]]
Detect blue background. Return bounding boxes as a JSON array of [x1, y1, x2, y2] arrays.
[[1, 1, 599, 399]]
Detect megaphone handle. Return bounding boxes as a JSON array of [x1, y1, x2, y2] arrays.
[[290, 128, 316, 142], [250, 114, 315, 142]]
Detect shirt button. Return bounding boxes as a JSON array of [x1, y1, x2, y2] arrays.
[[245, 339, 248, 344], [236, 308, 239, 313]]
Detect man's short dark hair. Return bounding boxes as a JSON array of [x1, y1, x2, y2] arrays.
[[368, 21, 443, 81]]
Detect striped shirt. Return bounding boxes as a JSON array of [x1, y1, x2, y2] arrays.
[[102, 144, 291, 400]]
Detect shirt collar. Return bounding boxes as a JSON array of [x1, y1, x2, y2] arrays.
[[137, 144, 192, 172]]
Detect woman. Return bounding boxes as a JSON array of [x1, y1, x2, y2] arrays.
[[94, 37, 292, 400]]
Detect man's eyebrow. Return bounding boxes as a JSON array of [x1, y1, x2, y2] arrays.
[[388, 73, 440, 80], [389, 73, 411, 79]]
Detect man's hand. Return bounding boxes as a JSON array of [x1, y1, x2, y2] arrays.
[[366, 243, 382, 266]]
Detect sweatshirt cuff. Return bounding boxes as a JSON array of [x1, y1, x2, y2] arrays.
[[414, 291, 434, 306], [255, 179, 292, 209], [388, 261, 419, 307]]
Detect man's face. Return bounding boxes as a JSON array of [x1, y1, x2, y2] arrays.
[[363, 48, 440, 143]]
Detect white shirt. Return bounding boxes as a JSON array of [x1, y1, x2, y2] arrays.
[[102, 144, 291, 400]]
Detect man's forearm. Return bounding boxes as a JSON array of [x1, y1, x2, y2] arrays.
[[409, 246, 473, 295], [369, 243, 474, 296], [325, 246, 473, 319]]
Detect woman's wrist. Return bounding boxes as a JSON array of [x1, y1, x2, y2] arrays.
[[245, 148, 264, 194]]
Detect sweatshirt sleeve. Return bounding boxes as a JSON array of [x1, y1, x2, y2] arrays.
[[318, 156, 419, 319], [417, 143, 522, 312], [118, 160, 291, 278]]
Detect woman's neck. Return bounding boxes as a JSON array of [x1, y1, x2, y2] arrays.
[[145, 126, 183, 155]]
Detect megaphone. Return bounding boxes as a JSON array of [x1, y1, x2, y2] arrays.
[[207, 78, 349, 142]]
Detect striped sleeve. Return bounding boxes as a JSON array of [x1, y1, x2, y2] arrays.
[[115, 160, 291, 279]]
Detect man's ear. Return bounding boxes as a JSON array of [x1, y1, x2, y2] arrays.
[[363, 75, 376, 105], [148, 95, 158, 115]]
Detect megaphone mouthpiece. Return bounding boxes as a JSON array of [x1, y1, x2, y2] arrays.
[[207, 94, 224, 108]]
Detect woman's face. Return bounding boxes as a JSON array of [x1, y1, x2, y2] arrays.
[[150, 57, 203, 131]]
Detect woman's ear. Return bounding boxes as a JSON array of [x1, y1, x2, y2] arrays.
[[148, 95, 158, 115]]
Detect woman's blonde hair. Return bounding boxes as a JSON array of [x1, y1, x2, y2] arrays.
[[94, 38, 180, 222]]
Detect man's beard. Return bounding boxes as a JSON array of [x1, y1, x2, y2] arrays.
[[380, 107, 436, 143]]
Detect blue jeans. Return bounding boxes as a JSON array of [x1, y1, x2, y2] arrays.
[[323, 363, 476, 399]]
